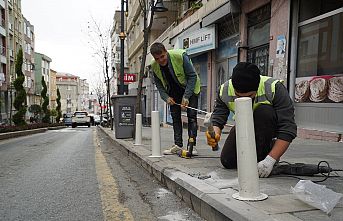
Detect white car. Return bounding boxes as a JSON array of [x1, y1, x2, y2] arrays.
[[71, 111, 91, 128]]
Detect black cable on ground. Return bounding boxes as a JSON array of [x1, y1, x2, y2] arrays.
[[271, 160, 342, 183]]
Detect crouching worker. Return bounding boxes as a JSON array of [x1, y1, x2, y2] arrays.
[[206, 62, 297, 177]]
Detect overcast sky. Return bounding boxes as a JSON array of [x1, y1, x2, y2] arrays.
[[22, 0, 121, 90]]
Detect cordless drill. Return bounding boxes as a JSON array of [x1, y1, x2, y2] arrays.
[[177, 137, 195, 159]]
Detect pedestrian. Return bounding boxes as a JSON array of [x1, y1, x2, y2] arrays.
[[150, 42, 201, 155], [206, 62, 297, 177]]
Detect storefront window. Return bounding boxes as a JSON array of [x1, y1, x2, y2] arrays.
[[299, 0, 343, 22], [295, 11, 343, 103]]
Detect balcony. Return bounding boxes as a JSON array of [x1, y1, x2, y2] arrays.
[[8, 49, 13, 58], [8, 22, 13, 31]]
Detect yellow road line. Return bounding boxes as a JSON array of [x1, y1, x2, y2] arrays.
[[93, 130, 134, 221]]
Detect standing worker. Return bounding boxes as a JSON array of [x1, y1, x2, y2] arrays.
[[150, 42, 201, 155], [206, 62, 297, 177]]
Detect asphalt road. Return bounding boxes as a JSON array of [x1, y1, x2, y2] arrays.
[[0, 127, 204, 221]]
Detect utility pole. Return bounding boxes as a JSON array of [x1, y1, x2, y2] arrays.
[[119, 0, 126, 95]]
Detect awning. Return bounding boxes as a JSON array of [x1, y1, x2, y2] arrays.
[[202, 1, 240, 27]]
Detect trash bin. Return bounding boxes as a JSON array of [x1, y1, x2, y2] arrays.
[[111, 95, 136, 139]]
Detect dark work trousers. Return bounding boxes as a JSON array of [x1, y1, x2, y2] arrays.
[[220, 104, 277, 169], [169, 94, 198, 147]]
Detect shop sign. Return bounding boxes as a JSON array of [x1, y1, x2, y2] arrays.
[[118, 73, 136, 83], [177, 25, 216, 55]]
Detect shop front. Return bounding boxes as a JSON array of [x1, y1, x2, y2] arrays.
[[290, 0, 343, 132], [160, 24, 217, 124]]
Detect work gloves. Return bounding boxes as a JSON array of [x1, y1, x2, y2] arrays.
[[180, 97, 189, 111], [206, 131, 221, 148], [166, 97, 176, 105], [257, 155, 276, 178], [181, 97, 189, 107]]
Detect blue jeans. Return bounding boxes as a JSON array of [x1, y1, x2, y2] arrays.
[[169, 95, 198, 147]]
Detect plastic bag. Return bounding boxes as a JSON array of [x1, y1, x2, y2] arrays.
[[290, 180, 342, 214]]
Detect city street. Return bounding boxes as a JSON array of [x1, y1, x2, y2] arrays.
[[0, 128, 203, 221]]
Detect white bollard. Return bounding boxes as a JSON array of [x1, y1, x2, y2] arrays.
[[149, 111, 162, 158], [134, 114, 142, 145], [232, 97, 268, 201]]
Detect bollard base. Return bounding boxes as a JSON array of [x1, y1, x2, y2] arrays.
[[149, 155, 163, 158], [232, 192, 268, 201]]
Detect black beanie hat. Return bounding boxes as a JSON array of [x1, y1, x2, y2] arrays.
[[231, 62, 261, 93]]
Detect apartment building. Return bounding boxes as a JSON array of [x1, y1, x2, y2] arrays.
[[0, 0, 7, 122], [78, 78, 89, 112], [0, 0, 25, 123], [49, 69, 57, 109], [56, 72, 79, 114], [34, 52, 51, 106], [23, 17, 35, 111]]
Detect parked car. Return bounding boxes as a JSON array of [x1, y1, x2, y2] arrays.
[[93, 115, 101, 126], [71, 111, 91, 128], [63, 113, 73, 127]]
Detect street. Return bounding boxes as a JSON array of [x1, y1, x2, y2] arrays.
[[0, 128, 203, 221]]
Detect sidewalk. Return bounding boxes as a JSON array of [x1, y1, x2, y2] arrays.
[[98, 126, 343, 221]]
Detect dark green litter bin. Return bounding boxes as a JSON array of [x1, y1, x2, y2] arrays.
[[111, 95, 136, 139]]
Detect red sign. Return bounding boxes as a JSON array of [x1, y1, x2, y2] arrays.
[[118, 73, 136, 83]]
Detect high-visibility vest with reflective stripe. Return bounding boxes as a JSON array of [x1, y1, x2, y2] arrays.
[[219, 76, 281, 113], [151, 49, 201, 95]]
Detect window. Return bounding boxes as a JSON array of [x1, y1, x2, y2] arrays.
[[297, 13, 343, 77], [247, 4, 271, 76], [295, 3, 343, 103]]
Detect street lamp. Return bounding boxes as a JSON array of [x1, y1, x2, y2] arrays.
[[119, 0, 127, 95]]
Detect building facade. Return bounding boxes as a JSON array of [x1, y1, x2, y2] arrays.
[[34, 52, 51, 106], [49, 69, 57, 109], [0, 0, 26, 124], [56, 73, 79, 114], [0, 0, 7, 122], [134, 0, 343, 135], [78, 78, 90, 112], [23, 17, 35, 112]]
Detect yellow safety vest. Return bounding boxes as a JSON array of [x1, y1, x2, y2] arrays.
[[151, 49, 201, 94], [219, 76, 281, 113]]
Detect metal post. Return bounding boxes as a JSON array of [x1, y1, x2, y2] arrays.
[[120, 0, 125, 95]]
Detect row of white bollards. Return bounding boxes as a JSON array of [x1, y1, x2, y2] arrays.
[[133, 98, 267, 201], [135, 111, 162, 157]]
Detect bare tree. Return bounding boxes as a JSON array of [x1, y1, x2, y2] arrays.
[[94, 82, 106, 124], [87, 18, 113, 129]]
